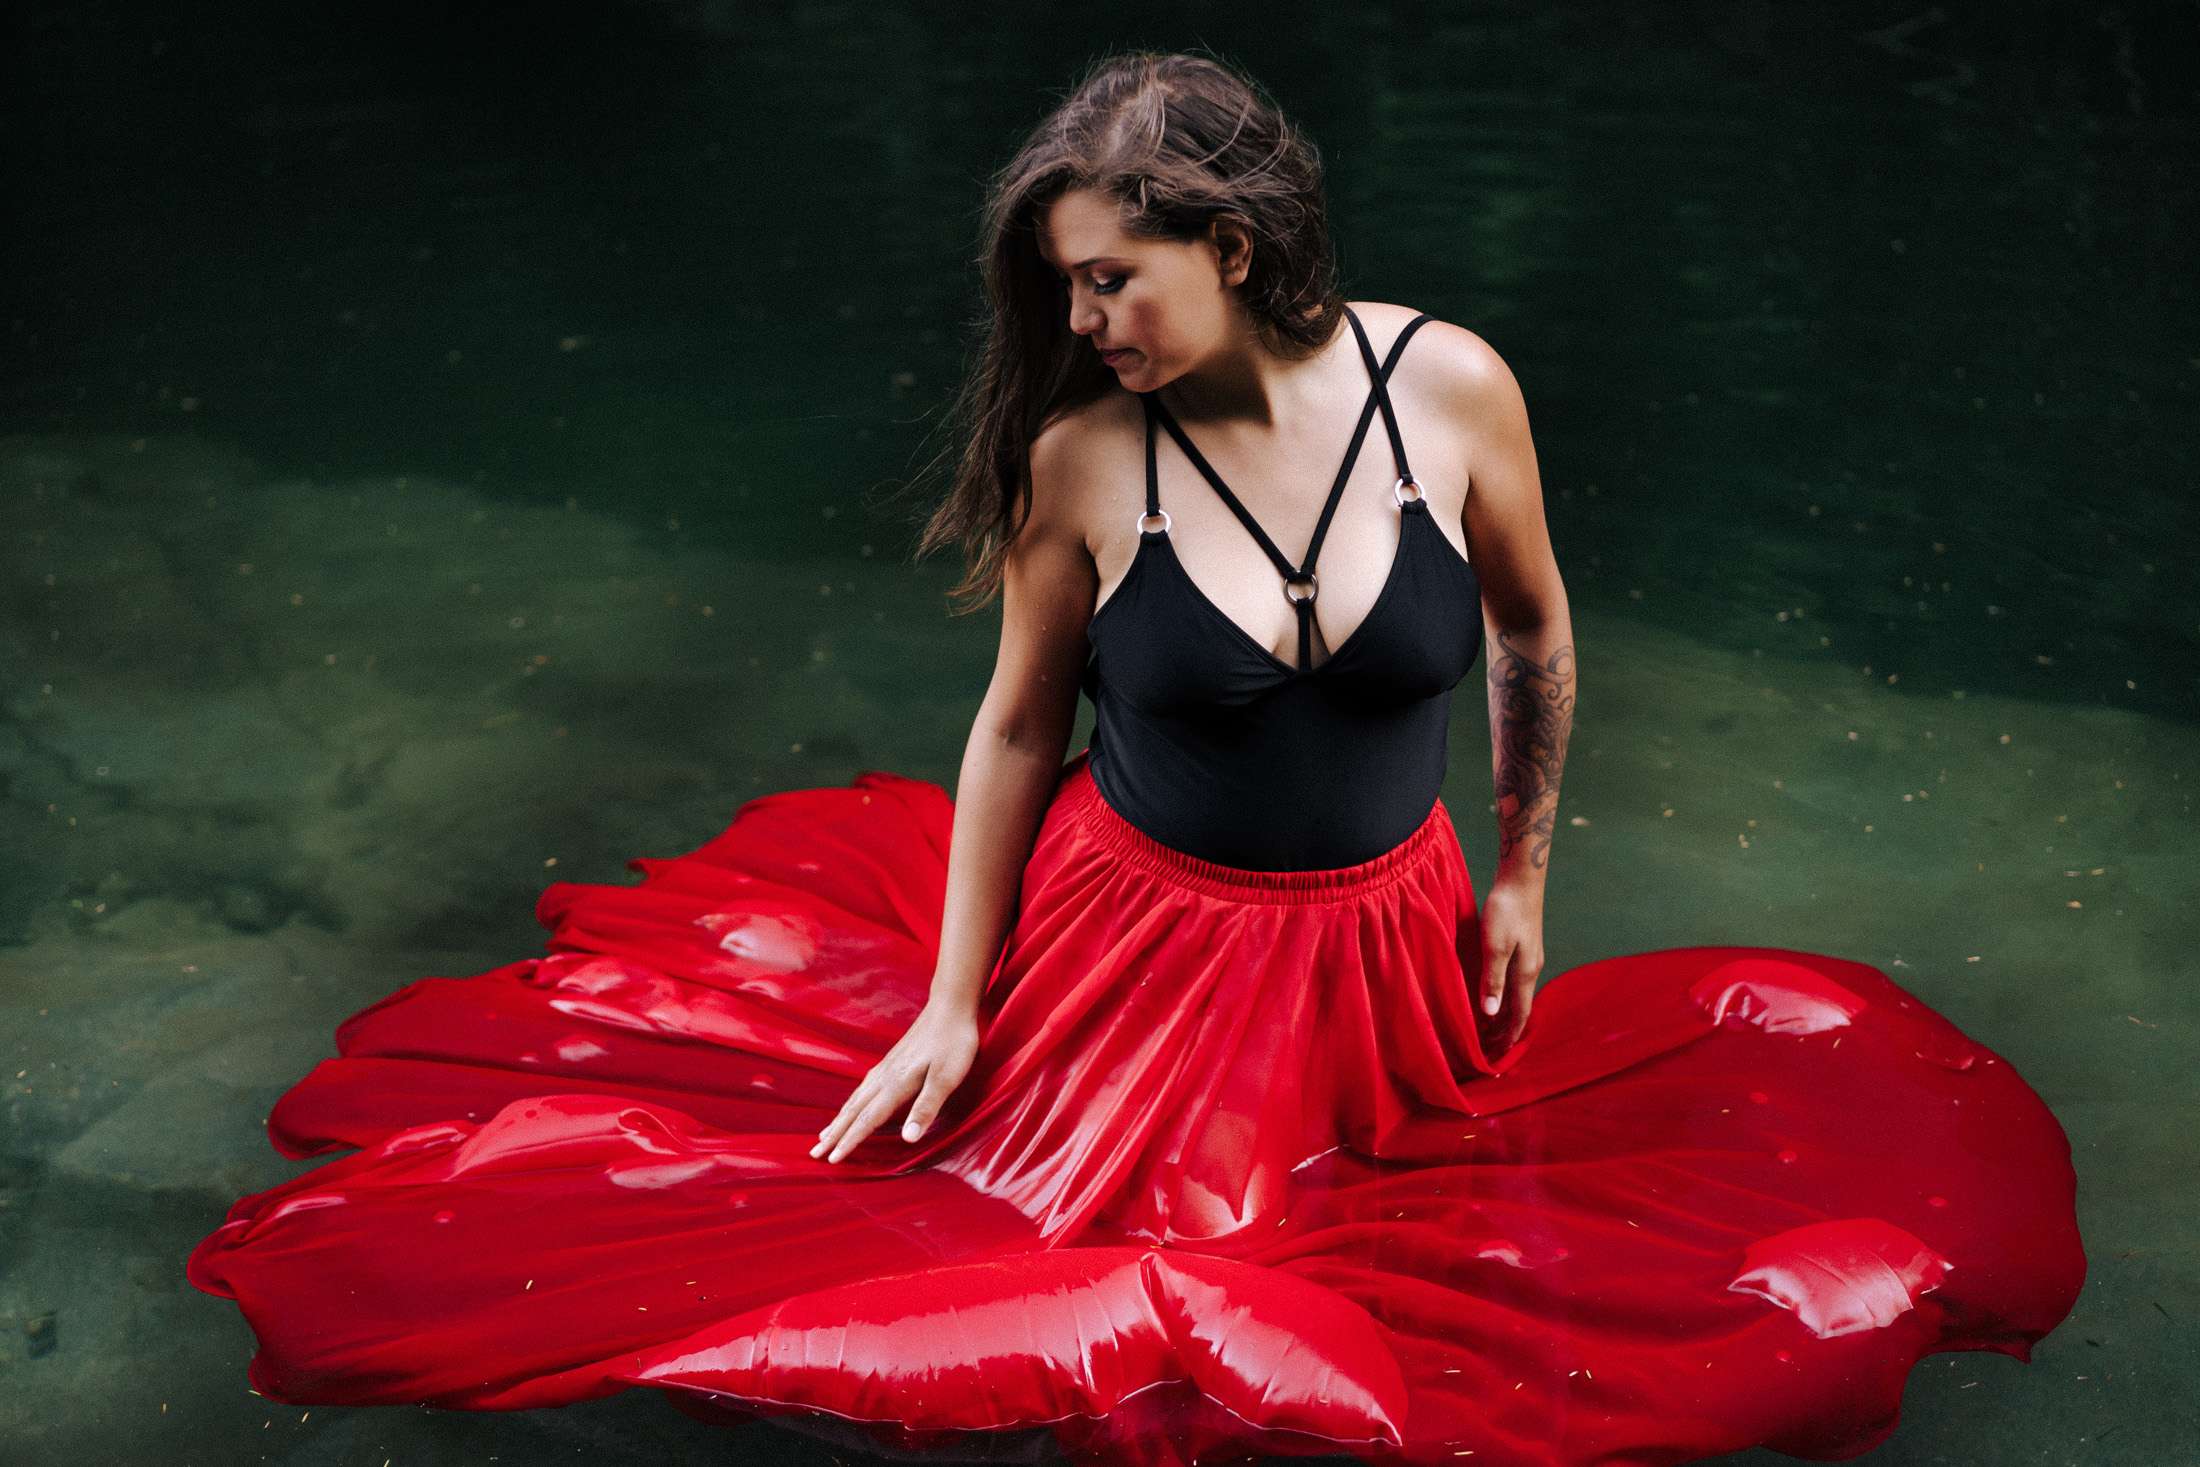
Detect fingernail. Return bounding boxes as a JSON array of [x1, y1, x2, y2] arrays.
[[903, 1122, 921, 1141], [1482, 994, 1500, 1016]]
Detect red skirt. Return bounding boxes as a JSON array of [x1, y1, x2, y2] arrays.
[[187, 748, 2085, 1466]]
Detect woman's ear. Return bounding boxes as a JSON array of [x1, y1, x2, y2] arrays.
[[1207, 217, 1254, 290]]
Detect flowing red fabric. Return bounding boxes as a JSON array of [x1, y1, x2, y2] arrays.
[[187, 749, 2085, 1465]]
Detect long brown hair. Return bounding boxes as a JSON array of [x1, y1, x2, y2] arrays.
[[903, 48, 1347, 615]]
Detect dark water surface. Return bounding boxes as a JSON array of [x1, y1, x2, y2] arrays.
[[3, 2, 2192, 1462]]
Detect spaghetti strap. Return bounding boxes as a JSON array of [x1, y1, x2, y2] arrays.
[[1141, 394, 1161, 522], [1140, 306, 1438, 669], [1145, 401, 1302, 581], [1306, 309, 1434, 572], [1346, 309, 1432, 488]]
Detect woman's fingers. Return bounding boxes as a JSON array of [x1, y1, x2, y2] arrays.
[[1504, 949, 1543, 1045], [816, 1064, 924, 1164], [808, 1008, 978, 1162], [824, 1082, 907, 1163], [809, 1070, 882, 1159], [1482, 943, 1512, 1017], [900, 1067, 960, 1142], [1506, 982, 1536, 1045]]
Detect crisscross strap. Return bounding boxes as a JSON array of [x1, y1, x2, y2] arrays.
[[1141, 307, 1435, 668], [1345, 307, 1427, 491], [1308, 308, 1432, 577], [1143, 308, 1434, 574]]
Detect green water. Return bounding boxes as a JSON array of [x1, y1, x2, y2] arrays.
[[3, 2, 2191, 1463]]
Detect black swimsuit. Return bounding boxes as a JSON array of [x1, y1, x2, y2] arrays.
[[1081, 307, 1484, 870]]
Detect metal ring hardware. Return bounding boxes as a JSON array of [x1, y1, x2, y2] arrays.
[[1136, 507, 1172, 535], [1282, 572, 1318, 606], [1392, 474, 1425, 507]]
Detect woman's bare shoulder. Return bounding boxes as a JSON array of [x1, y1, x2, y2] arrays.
[[1348, 300, 1517, 409], [1028, 388, 1145, 549]]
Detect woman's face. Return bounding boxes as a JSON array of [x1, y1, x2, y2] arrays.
[[1036, 186, 1247, 390]]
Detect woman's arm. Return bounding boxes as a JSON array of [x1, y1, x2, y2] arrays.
[[926, 423, 1098, 1018], [1435, 326, 1576, 1049], [812, 416, 1097, 1161]]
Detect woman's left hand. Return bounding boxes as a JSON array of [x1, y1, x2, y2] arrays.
[[1478, 874, 1546, 1053]]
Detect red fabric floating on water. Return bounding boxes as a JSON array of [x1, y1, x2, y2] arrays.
[[1727, 1218, 1954, 1340], [628, 1246, 1411, 1446], [188, 751, 2086, 1466]]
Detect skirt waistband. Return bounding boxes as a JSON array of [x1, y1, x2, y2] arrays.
[[1052, 749, 1456, 905]]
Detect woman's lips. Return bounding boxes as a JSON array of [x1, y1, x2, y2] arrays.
[[1101, 348, 1135, 365]]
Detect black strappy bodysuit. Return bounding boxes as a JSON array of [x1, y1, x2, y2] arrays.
[[1080, 307, 1484, 871]]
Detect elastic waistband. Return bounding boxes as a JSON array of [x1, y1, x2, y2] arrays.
[[1052, 749, 1455, 905]]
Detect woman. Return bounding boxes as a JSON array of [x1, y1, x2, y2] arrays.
[[189, 50, 2084, 1467], [811, 125, 1571, 1170]]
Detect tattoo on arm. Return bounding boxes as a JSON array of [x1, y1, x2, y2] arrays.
[[1486, 627, 1575, 872]]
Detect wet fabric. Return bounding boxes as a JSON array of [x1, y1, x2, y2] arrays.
[[188, 749, 2085, 1466], [1083, 306, 1484, 870]]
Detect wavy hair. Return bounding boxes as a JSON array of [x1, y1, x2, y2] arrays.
[[902, 48, 1346, 614]]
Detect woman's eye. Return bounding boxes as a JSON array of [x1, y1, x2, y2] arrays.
[[1091, 274, 1124, 295]]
